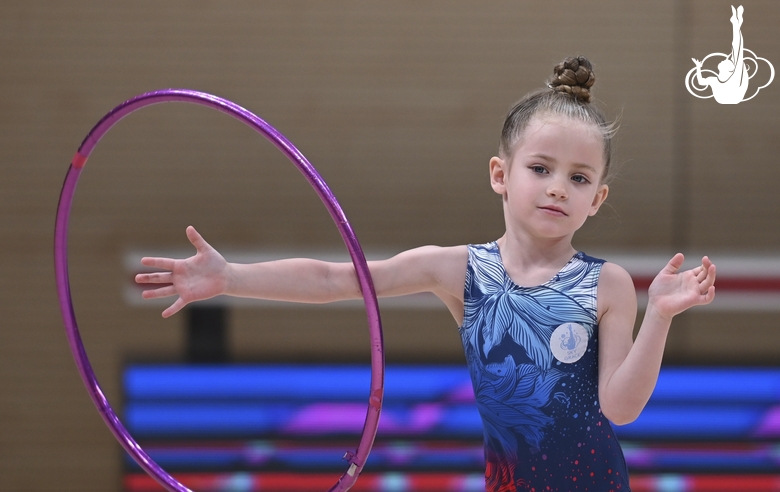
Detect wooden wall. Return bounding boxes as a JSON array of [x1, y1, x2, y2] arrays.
[[1, 1, 778, 490]]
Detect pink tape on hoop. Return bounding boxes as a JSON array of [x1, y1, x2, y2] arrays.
[[71, 152, 88, 169]]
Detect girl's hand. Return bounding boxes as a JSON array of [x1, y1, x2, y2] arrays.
[[692, 58, 703, 68], [647, 254, 716, 321], [135, 226, 229, 318]]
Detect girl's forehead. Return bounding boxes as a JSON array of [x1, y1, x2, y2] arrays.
[[524, 114, 602, 143], [513, 115, 605, 165]]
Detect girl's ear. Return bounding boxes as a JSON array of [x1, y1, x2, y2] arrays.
[[588, 183, 609, 216], [490, 156, 507, 195]]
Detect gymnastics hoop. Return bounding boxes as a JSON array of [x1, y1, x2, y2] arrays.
[[54, 89, 385, 492]]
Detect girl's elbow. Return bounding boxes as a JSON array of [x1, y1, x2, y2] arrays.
[[608, 413, 639, 427], [601, 405, 641, 426]]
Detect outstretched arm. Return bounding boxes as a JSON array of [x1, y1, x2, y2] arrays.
[[136, 226, 467, 319], [597, 254, 716, 425]]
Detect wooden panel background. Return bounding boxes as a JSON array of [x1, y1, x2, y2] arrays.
[[1, 1, 778, 490]]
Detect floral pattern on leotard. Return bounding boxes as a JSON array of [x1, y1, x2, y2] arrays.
[[459, 242, 630, 492]]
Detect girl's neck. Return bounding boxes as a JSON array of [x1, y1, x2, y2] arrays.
[[496, 231, 577, 286]]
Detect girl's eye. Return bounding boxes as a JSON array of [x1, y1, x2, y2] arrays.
[[571, 174, 590, 184], [530, 165, 548, 174]]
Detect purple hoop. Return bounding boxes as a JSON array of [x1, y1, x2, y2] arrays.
[[54, 89, 385, 492]]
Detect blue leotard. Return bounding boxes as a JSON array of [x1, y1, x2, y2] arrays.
[[459, 242, 630, 492]]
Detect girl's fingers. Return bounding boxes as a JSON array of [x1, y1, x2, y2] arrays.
[[136, 272, 173, 284], [163, 298, 187, 318], [701, 265, 717, 291], [141, 257, 176, 270], [702, 286, 716, 304], [694, 257, 715, 282], [695, 259, 716, 297], [664, 253, 685, 274], [142, 285, 178, 299], [186, 226, 210, 253]]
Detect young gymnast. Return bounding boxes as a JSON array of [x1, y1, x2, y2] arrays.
[[136, 56, 716, 491]]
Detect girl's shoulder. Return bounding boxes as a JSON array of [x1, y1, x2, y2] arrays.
[[597, 261, 637, 318], [599, 261, 635, 289], [387, 244, 469, 283], [408, 244, 469, 262]]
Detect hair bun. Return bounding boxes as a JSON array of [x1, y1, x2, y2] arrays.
[[548, 56, 595, 103]]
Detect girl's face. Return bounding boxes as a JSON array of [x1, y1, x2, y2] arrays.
[[490, 114, 609, 242]]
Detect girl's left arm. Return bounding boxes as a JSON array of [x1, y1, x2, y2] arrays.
[[596, 254, 716, 425]]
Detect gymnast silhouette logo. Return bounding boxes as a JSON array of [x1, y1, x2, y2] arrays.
[[550, 323, 588, 364], [685, 5, 774, 104]]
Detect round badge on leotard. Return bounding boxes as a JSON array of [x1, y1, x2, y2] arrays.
[[550, 323, 588, 364]]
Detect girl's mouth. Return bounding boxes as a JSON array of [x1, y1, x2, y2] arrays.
[[540, 205, 567, 216]]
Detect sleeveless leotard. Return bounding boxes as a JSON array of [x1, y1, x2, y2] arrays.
[[459, 242, 630, 492]]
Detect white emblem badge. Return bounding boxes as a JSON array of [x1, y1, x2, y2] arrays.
[[550, 323, 589, 364]]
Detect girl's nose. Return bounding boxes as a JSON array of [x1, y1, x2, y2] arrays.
[[547, 182, 568, 199]]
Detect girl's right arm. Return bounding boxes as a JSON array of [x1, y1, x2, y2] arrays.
[[136, 226, 468, 321]]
